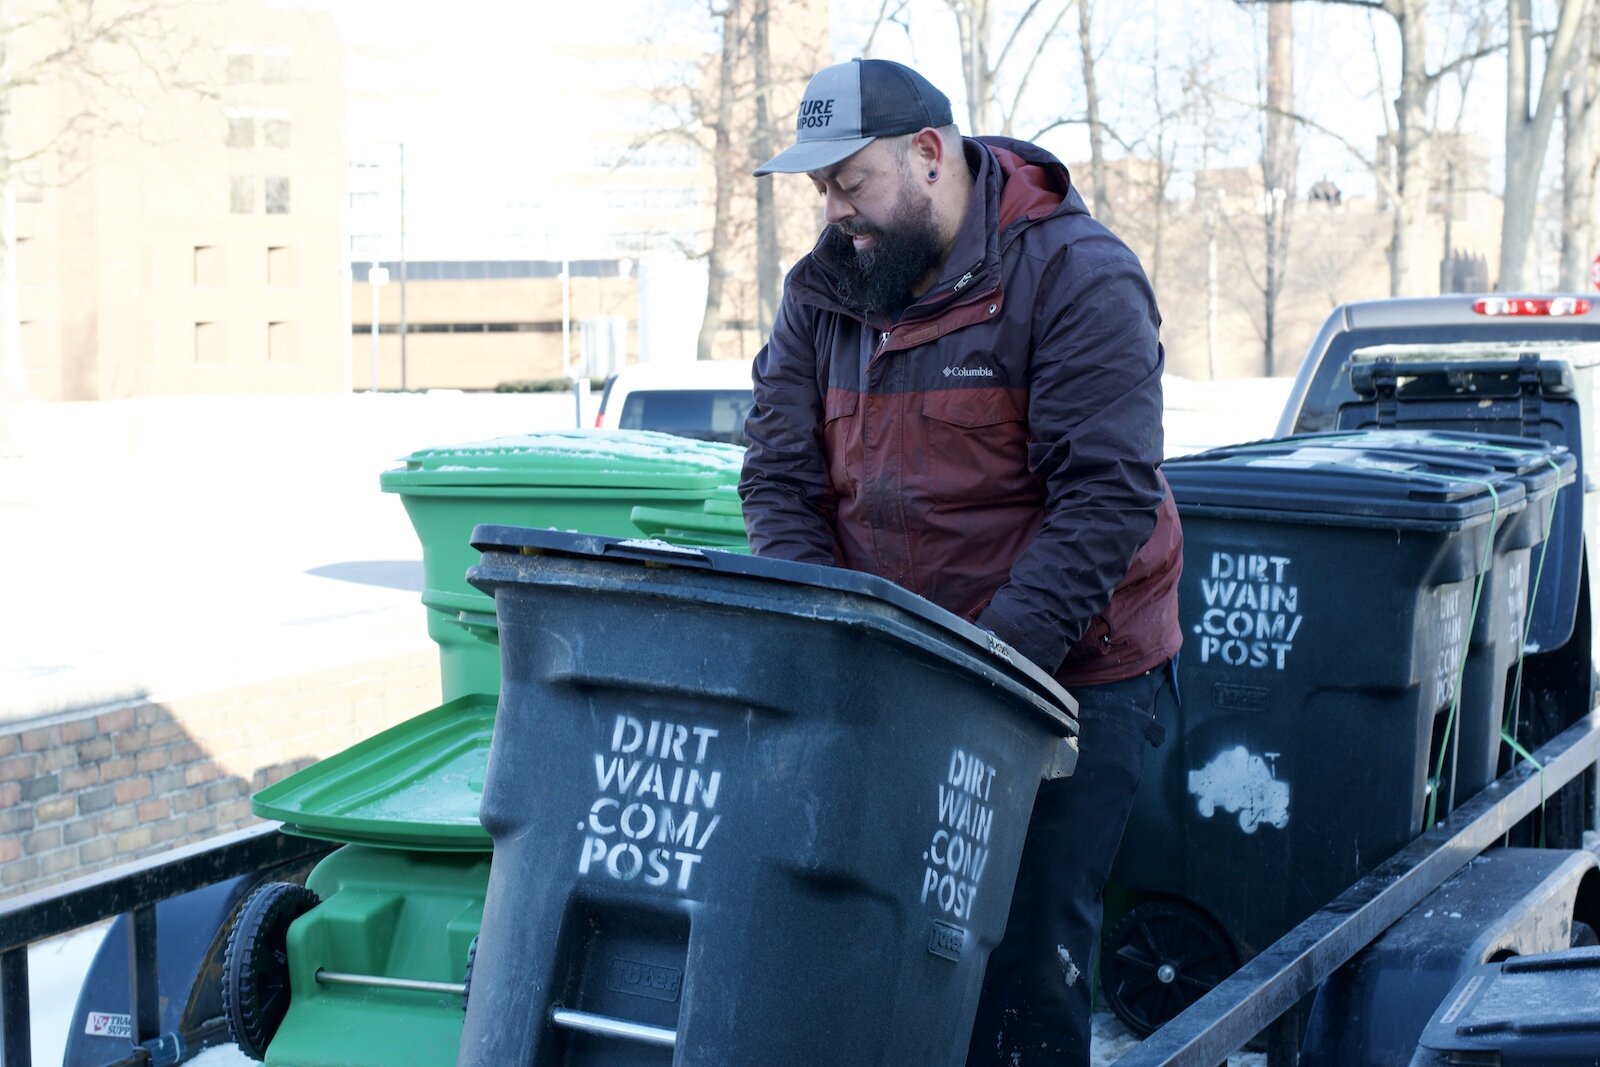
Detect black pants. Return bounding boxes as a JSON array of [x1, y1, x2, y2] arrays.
[[966, 661, 1173, 1066]]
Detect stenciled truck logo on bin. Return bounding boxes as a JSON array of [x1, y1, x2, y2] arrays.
[[579, 714, 723, 892], [919, 748, 997, 921], [1194, 552, 1304, 670], [1187, 746, 1290, 833]]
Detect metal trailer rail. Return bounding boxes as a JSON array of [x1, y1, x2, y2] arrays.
[[0, 711, 1596, 1067], [1116, 706, 1600, 1067], [0, 824, 335, 1067]]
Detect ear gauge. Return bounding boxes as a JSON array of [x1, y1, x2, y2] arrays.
[[928, 170, 938, 182]]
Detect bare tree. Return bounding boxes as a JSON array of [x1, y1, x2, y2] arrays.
[[1501, 0, 1591, 290], [1261, 0, 1296, 374], [697, 0, 743, 363], [1559, 5, 1600, 289], [941, 0, 1077, 136], [752, 0, 779, 338], [1238, 0, 1511, 296], [1075, 0, 1109, 221], [1432, 0, 1494, 290], [0, 0, 209, 439]]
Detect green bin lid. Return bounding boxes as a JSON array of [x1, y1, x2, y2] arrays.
[[379, 429, 745, 492], [252, 694, 495, 851]]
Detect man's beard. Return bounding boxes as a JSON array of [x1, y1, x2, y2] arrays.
[[821, 190, 945, 319]]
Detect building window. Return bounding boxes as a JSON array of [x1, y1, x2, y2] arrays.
[[194, 322, 225, 362], [229, 176, 256, 214], [268, 320, 297, 361], [264, 177, 290, 215], [261, 49, 290, 84], [267, 245, 294, 286], [193, 245, 224, 287], [226, 53, 254, 84], [226, 117, 255, 149], [263, 119, 291, 149]]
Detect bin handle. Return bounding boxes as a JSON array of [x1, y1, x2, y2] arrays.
[[550, 1008, 676, 1049]]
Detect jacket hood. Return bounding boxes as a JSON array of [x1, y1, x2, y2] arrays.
[[977, 135, 1085, 232]]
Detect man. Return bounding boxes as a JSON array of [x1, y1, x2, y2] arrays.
[[738, 58, 1182, 1065]]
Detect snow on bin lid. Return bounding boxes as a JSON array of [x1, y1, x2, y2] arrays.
[[380, 429, 745, 491], [1165, 441, 1529, 527], [1417, 946, 1600, 1061], [1221, 430, 1575, 496], [252, 693, 495, 850], [467, 525, 1078, 738]]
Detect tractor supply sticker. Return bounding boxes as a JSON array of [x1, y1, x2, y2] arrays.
[[918, 748, 997, 922], [1187, 746, 1290, 833], [578, 715, 723, 894], [84, 1012, 133, 1039], [1194, 553, 1304, 671]]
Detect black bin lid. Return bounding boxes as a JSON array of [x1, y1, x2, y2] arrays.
[[468, 525, 1078, 735], [1216, 430, 1575, 500], [1417, 946, 1600, 1063], [1164, 439, 1528, 529]]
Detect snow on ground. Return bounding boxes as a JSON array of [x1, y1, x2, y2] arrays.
[[17, 376, 1288, 1065]]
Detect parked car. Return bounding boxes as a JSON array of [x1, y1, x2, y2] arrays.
[[595, 359, 755, 446]]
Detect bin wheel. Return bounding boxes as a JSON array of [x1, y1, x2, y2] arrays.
[[1102, 900, 1237, 1037], [462, 934, 479, 1012], [1573, 920, 1598, 948], [222, 881, 320, 1061]]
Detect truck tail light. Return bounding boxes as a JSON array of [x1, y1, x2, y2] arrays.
[[1473, 297, 1593, 317]]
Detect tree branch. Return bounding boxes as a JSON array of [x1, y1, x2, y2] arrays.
[[862, 0, 912, 58], [992, 0, 1061, 74], [1002, 0, 1074, 133], [1233, 0, 1383, 10]]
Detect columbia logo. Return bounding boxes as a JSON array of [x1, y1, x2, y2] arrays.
[[943, 366, 995, 378]]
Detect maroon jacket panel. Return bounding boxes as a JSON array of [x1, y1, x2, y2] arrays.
[[740, 136, 1183, 686]]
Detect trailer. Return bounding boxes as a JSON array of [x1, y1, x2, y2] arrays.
[[5, 295, 1600, 1067]]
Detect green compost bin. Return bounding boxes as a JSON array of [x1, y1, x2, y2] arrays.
[[379, 429, 750, 700], [244, 696, 498, 1066]]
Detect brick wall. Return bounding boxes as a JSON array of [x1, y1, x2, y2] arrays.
[[0, 649, 441, 898]]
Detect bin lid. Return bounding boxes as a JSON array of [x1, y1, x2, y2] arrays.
[[1164, 441, 1528, 527], [252, 694, 495, 851], [1215, 431, 1576, 500], [379, 429, 745, 492], [1416, 946, 1600, 1060], [467, 526, 1078, 739]]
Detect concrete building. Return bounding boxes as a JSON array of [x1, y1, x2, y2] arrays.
[[15, 0, 346, 401], [348, 5, 830, 391]]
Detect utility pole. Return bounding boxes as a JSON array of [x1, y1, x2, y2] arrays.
[[398, 142, 408, 391], [368, 264, 388, 392]]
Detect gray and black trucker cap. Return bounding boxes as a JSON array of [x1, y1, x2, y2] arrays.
[[752, 58, 953, 177]]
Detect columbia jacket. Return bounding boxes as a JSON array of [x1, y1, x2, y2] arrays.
[[739, 136, 1182, 686]]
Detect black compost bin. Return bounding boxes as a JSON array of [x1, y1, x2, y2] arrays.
[[1104, 439, 1528, 1035], [1336, 346, 1592, 653], [458, 528, 1078, 1067], [1187, 430, 1574, 803], [1408, 946, 1600, 1066]]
